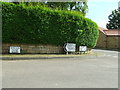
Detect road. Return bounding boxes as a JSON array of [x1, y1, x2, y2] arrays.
[[2, 49, 118, 88]]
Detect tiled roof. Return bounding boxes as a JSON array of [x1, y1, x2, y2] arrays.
[[98, 27, 108, 34], [98, 27, 120, 36], [104, 30, 120, 36]]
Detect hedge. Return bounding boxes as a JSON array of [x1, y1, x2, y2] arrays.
[[2, 2, 99, 48]]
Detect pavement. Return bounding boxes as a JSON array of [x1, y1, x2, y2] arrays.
[[1, 49, 119, 88]]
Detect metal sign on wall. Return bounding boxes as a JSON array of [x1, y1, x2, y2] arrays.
[[79, 46, 87, 52], [9, 46, 20, 53], [64, 43, 76, 52]]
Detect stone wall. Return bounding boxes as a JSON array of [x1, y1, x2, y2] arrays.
[[96, 31, 107, 48], [96, 31, 120, 49], [106, 36, 120, 49], [2, 43, 64, 54]]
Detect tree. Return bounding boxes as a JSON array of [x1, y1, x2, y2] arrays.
[[106, 9, 120, 29], [9, 0, 88, 16], [45, 2, 88, 16]]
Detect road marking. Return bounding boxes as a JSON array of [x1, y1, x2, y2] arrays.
[[113, 56, 118, 58], [107, 55, 111, 57], [103, 54, 118, 58], [55, 83, 58, 86]]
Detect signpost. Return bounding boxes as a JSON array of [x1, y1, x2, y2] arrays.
[[9, 46, 20, 53], [79, 46, 87, 53], [64, 43, 76, 54]]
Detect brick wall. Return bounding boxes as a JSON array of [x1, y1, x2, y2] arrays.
[[2, 43, 64, 54]]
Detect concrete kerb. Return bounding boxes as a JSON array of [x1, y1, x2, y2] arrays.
[[1, 51, 104, 60], [2, 56, 75, 60]]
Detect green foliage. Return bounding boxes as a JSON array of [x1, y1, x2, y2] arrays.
[[76, 18, 99, 47], [44, 2, 88, 16], [106, 9, 120, 29], [11, 1, 88, 16], [2, 2, 99, 48]]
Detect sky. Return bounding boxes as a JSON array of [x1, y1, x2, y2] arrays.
[[86, 0, 120, 29]]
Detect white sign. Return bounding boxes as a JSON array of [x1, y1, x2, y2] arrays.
[[64, 43, 76, 52], [10, 46, 20, 53], [79, 46, 87, 52]]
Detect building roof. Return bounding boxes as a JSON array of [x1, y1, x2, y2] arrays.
[[98, 27, 108, 34], [98, 27, 120, 36]]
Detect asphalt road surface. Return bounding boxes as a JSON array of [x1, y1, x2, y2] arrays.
[[2, 49, 118, 88]]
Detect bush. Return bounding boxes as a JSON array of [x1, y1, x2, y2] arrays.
[[2, 2, 99, 48], [76, 18, 99, 47]]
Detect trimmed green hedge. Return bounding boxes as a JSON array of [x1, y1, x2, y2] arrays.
[[2, 2, 99, 48]]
